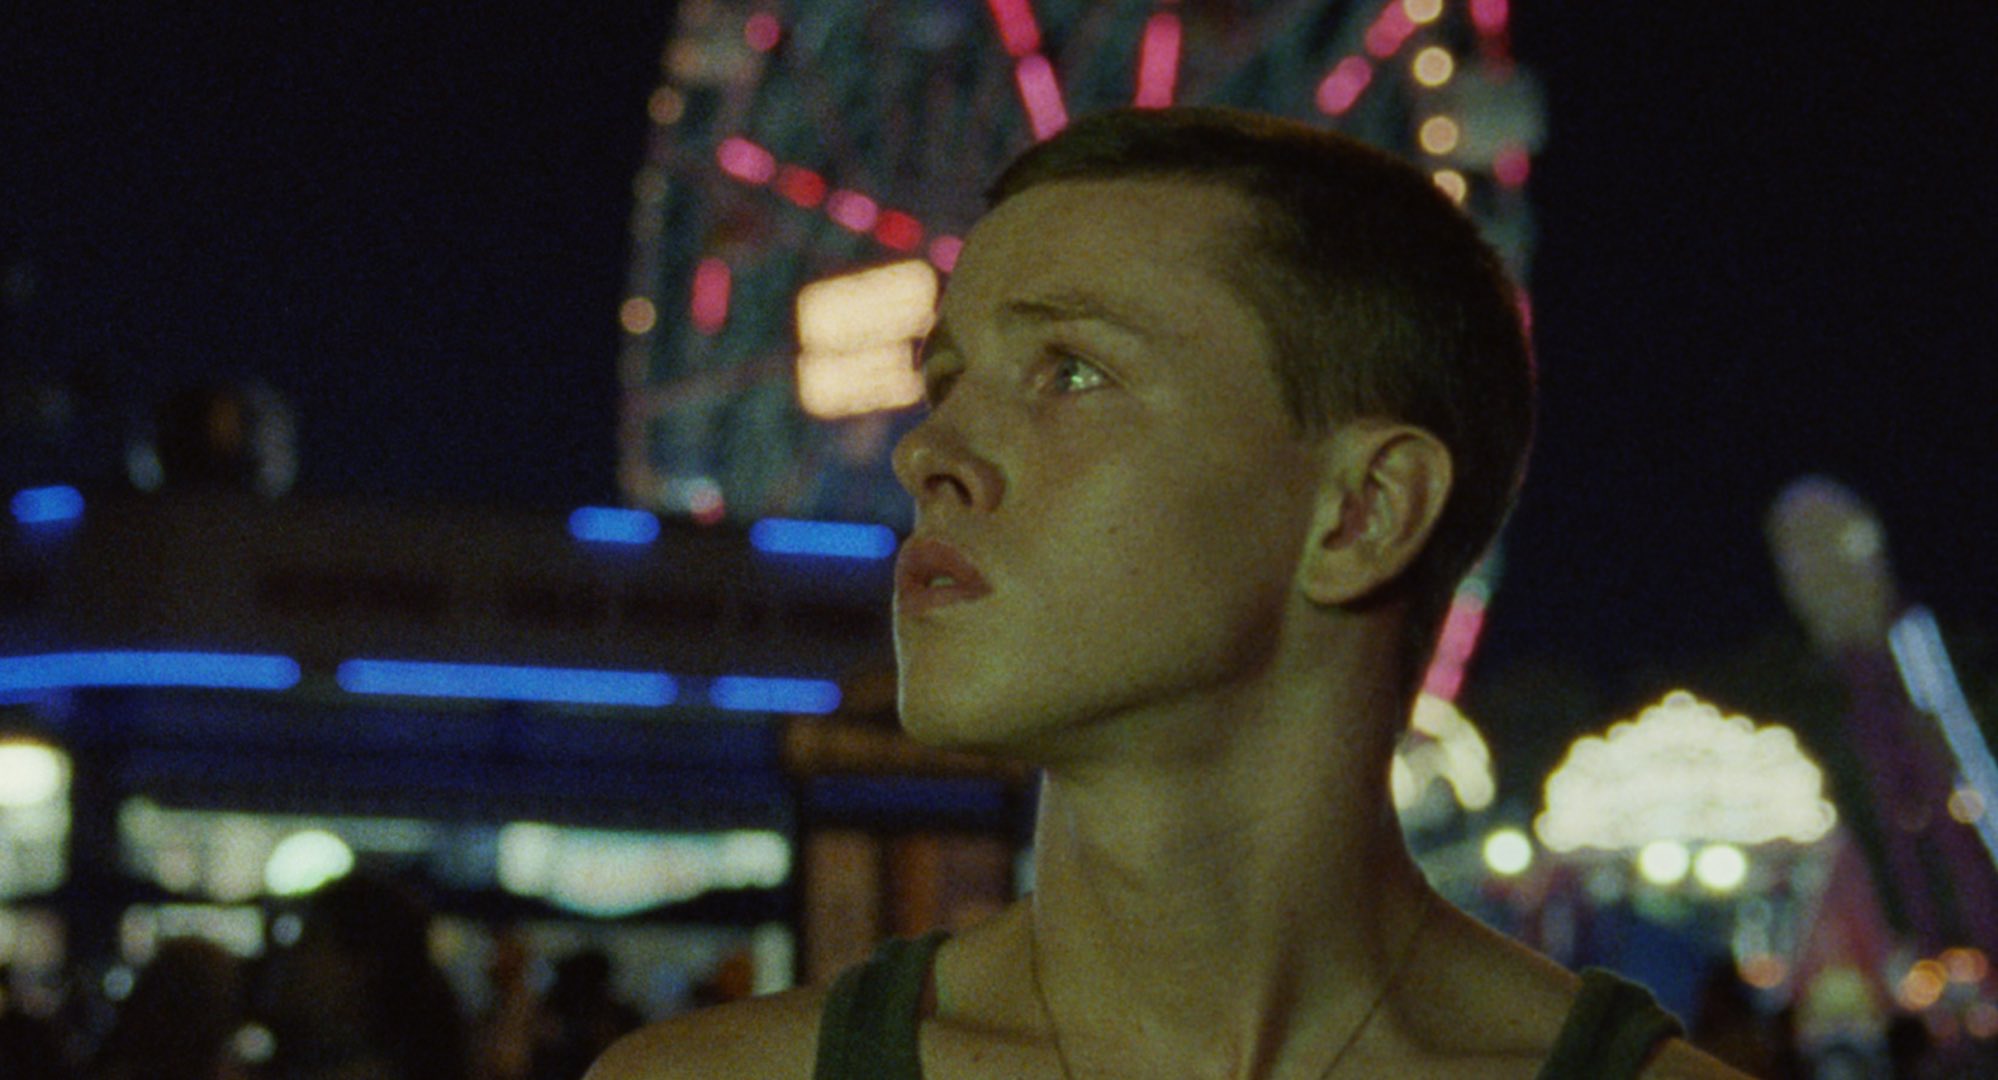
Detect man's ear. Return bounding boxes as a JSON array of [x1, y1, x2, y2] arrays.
[[1298, 420, 1454, 607]]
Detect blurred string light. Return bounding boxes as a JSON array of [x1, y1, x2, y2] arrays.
[[10, 485, 84, 526], [568, 506, 661, 545], [0, 652, 301, 695], [748, 517, 897, 561], [793, 259, 934, 419], [497, 823, 789, 917], [337, 660, 679, 708], [1391, 692, 1495, 814], [1889, 605, 1998, 869], [1536, 690, 1838, 853]]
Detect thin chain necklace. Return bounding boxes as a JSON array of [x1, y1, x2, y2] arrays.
[[1026, 890, 1436, 1080]]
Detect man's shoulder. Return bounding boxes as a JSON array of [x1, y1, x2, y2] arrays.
[[583, 982, 831, 1080], [1639, 1037, 1760, 1080]]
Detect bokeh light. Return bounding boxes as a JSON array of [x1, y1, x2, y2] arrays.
[[1536, 690, 1838, 852], [1412, 47, 1454, 88], [1483, 827, 1533, 877], [1693, 843, 1750, 892], [1637, 840, 1690, 886]]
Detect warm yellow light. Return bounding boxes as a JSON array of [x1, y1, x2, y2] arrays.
[[796, 260, 937, 355], [619, 297, 658, 335], [1483, 828, 1533, 877], [1738, 954, 1788, 990], [1403, 0, 1444, 25], [1431, 170, 1468, 205], [1637, 840, 1690, 885], [1693, 844, 1750, 892], [794, 260, 936, 419], [648, 86, 686, 126], [1900, 962, 1946, 1010], [0, 743, 65, 808], [1948, 787, 1986, 824], [1418, 116, 1460, 156], [1535, 690, 1838, 852], [797, 343, 926, 419], [1412, 47, 1455, 87], [1967, 1001, 1998, 1040], [1943, 946, 1989, 984]]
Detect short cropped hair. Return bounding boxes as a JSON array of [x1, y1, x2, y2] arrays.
[[987, 106, 1536, 696]]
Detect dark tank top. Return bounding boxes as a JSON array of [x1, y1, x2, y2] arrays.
[[812, 930, 1685, 1080]]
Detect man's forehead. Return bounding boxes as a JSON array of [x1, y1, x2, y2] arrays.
[[936, 179, 1256, 335]]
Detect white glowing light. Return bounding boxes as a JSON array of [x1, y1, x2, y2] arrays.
[[1535, 690, 1838, 852], [1391, 693, 1496, 814], [498, 823, 791, 917], [1694, 844, 1750, 892], [1483, 827, 1533, 876], [0, 743, 65, 808], [1637, 840, 1690, 885], [263, 830, 355, 896], [795, 260, 936, 419]]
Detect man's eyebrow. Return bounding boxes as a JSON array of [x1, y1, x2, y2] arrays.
[[916, 291, 1152, 372]]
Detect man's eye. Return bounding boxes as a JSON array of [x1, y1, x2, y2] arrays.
[[1044, 350, 1108, 394]]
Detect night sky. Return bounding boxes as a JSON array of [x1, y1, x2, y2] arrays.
[[6, 4, 1996, 707]]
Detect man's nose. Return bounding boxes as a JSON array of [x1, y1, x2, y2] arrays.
[[891, 413, 1003, 513]]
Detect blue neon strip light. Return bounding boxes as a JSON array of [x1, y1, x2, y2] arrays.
[[0, 651, 301, 693], [748, 518, 896, 560], [709, 676, 842, 715], [10, 486, 85, 525], [337, 659, 678, 707], [1889, 607, 1998, 869], [569, 506, 661, 545]]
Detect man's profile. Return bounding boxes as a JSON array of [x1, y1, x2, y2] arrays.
[[590, 106, 1750, 1079]]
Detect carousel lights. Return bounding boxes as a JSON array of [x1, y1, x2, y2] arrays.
[[1535, 690, 1838, 853]]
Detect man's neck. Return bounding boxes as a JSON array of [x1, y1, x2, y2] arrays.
[[1023, 695, 1434, 1079]]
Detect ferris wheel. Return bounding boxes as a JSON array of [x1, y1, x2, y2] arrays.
[[616, 0, 1543, 534]]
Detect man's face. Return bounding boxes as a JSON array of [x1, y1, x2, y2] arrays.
[[891, 178, 1325, 761]]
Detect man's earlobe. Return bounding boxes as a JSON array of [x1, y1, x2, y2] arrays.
[[1298, 423, 1453, 607]]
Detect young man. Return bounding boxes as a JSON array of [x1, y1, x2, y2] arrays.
[[591, 107, 1749, 1079]]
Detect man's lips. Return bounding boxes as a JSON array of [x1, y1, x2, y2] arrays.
[[894, 536, 993, 614]]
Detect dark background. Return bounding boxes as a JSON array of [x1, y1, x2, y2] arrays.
[[5, 3, 1995, 707]]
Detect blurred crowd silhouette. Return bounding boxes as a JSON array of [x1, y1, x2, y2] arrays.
[[0, 871, 754, 1080]]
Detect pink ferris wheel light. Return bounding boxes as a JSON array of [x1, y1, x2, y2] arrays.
[[1133, 12, 1183, 108]]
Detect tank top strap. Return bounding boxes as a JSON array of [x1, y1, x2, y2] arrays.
[[1535, 967, 1685, 1080], [813, 929, 952, 1080]]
